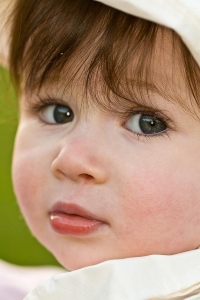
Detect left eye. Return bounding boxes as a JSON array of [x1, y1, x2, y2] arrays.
[[125, 114, 167, 135], [41, 105, 74, 124]]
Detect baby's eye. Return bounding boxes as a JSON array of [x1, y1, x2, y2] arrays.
[[125, 113, 167, 135], [41, 105, 74, 124]]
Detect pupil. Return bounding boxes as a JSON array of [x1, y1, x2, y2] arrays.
[[53, 105, 74, 123], [139, 115, 166, 134]]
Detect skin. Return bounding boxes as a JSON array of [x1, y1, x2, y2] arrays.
[[12, 31, 200, 271]]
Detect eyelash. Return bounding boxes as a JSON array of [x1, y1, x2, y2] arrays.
[[123, 108, 172, 139], [30, 96, 173, 139], [30, 96, 68, 112]]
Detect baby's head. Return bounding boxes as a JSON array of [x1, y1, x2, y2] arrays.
[[10, 0, 200, 270]]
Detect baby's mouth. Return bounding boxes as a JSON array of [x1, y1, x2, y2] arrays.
[[49, 201, 106, 236]]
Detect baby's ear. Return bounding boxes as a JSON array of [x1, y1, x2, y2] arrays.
[[0, 0, 14, 69]]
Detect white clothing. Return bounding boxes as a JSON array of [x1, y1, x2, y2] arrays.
[[24, 250, 200, 300]]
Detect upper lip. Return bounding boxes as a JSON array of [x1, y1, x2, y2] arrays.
[[50, 201, 106, 222]]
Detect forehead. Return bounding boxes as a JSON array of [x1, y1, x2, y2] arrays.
[[33, 29, 193, 114]]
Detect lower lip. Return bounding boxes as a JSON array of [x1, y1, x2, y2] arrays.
[[49, 212, 105, 236]]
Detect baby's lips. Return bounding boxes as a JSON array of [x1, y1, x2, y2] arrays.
[[50, 212, 104, 235], [49, 201, 107, 236]]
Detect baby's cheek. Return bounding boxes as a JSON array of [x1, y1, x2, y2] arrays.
[[114, 166, 200, 254], [12, 152, 43, 213], [119, 164, 198, 230]]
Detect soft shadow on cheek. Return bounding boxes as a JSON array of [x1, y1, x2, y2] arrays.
[[12, 154, 42, 211]]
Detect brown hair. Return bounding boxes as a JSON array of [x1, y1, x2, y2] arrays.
[[9, 0, 200, 115]]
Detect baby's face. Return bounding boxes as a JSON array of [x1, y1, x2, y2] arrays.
[[12, 32, 200, 270]]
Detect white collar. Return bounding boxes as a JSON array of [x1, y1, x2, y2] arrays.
[[24, 250, 200, 299]]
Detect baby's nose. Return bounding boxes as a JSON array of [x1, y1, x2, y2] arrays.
[[51, 129, 109, 184]]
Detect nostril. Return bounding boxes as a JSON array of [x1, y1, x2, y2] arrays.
[[79, 174, 94, 182]]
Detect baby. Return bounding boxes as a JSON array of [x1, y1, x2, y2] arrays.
[[2, 0, 200, 298]]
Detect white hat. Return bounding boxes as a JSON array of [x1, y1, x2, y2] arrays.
[[96, 0, 200, 67]]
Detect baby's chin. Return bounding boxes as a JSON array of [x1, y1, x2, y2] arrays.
[[53, 250, 132, 271], [54, 252, 163, 271], [57, 246, 200, 271], [55, 254, 115, 271]]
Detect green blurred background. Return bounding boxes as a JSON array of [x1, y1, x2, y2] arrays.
[[0, 66, 59, 266]]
